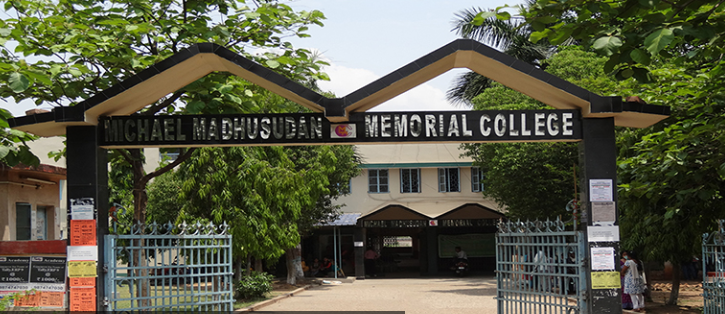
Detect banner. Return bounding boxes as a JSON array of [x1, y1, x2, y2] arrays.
[[438, 234, 495, 258]]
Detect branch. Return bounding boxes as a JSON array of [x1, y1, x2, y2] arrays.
[[116, 148, 134, 165], [138, 90, 185, 116], [139, 148, 196, 186]]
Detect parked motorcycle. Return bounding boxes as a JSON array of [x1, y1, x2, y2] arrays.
[[454, 260, 469, 277]]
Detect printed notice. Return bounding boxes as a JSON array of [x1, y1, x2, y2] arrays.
[[70, 198, 94, 220], [591, 271, 621, 289], [0, 256, 30, 284], [13, 291, 39, 307], [67, 246, 99, 261], [69, 277, 96, 287], [68, 261, 97, 278], [591, 247, 616, 270], [589, 179, 613, 202], [29, 256, 66, 286], [70, 287, 96, 311], [588, 225, 621, 242], [39, 291, 64, 307], [592, 202, 616, 224], [70, 220, 97, 246]]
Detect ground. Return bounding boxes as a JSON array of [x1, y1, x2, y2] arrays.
[[245, 277, 705, 313], [641, 281, 703, 314]]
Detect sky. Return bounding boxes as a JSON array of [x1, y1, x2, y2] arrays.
[[5, 0, 525, 117]]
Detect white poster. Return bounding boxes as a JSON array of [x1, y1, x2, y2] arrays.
[[67, 246, 99, 261], [587, 225, 620, 242], [589, 179, 614, 202], [591, 247, 616, 271], [70, 198, 94, 220]]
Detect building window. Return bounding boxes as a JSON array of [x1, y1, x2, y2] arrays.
[[16, 203, 32, 240], [438, 168, 460, 192], [368, 169, 389, 193], [472, 167, 484, 192], [400, 169, 421, 193]]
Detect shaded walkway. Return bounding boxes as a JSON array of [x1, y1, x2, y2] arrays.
[[259, 277, 498, 314]]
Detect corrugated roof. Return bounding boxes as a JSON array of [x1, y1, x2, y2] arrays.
[[317, 213, 361, 227]]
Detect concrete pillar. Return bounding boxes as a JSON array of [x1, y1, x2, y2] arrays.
[[66, 126, 108, 311], [579, 117, 621, 313]]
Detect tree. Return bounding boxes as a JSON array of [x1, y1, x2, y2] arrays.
[[0, 0, 327, 226], [1, 0, 327, 306], [447, 5, 554, 105], [495, 1, 725, 304], [616, 63, 725, 304], [521, 1, 725, 81], [176, 144, 359, 284], [0, 109, 38, 167], [463, 48, 622, 220]]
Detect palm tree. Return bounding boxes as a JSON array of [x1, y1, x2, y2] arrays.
[[447, 7, 553, 106]]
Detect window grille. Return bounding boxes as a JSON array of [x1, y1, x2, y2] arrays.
[[438, 168, 460, 192], [400, 169, 420, 193], [368, 169, 389, 193], [472, 167, 485, 192]]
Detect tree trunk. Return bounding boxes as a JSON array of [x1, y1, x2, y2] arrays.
[[285, 248, 296, 285], [234, 256, 243, 282], [667, 264, 681, 305], [286, 244, 304, 285], [254, 259, 263, 273], [245, 255, 252, 276], [129, 149, 150, 309]]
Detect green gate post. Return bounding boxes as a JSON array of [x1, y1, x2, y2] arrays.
[[66, 126, 108, 311], [579, 117, 621, 313]]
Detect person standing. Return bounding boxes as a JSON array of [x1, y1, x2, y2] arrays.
[[364, 247, 379, 277], [620, 252, 634, 310], [622, 251, 646, 312]]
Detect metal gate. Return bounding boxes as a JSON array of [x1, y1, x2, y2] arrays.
[[703, 220, 725, 314], [496, 219, 588, 314], [104, 221, 234, 312]]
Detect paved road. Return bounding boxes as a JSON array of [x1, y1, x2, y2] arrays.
[[259, 276, 498, 314]]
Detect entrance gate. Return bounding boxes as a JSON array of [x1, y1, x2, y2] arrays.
[[703, 220, 725, 314], [496, 219, 587, 314], [8, 38, 670, 311], [104, 221, 233, 312]]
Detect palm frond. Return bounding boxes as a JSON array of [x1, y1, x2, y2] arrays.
[[445, 72, 493, 107]]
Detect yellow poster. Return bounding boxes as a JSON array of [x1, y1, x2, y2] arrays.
[[591, 271, 621, 289], [67, 261, 97, 278]]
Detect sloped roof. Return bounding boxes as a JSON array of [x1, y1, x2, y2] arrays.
[[316, 213, 362, 227], [359, 200, 504, 221], [10, 39, 669, 137]]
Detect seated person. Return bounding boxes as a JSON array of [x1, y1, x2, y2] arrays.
[[315, 257, 333, 277], [454, 246, 468, 264]]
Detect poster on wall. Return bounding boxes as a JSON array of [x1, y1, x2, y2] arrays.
[[438, 234, 495, 258], [0, 256, 66, 308], [70, 198, 95, 220]]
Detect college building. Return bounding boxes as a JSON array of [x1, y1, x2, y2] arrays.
[[305, 143, 506, 277]]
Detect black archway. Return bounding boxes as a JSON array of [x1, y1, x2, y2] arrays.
[[9, 39, 669, 312]]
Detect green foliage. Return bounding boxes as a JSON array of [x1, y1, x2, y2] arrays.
[[519, 0, 725, 81], [616, 61, 725, 265], [236, 271, 273, 300], [0, 108, 39, 167], [146, 171, 184, 224], [176, 144, 359, 263]]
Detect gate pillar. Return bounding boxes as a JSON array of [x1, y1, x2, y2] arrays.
[[579, 117, 621, 313], [66, 126, 108, 311], [354, 226, 365, 279]]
